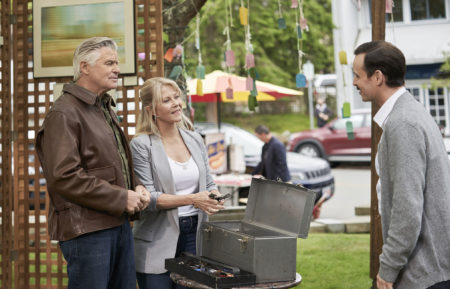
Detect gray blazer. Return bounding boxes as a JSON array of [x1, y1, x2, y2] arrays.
[[130, 129, 217, 274], [377, 92, 450, 289]]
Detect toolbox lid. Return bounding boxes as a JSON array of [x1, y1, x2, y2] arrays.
[[243, 178, 316, 238]]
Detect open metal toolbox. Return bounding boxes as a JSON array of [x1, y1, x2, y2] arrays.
[[200, 178, 316, 283]]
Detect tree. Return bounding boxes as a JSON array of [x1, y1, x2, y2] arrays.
[[162, 0, 209, 91], [431, 53, 450, 88]]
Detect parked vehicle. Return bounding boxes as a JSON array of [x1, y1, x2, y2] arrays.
[[287, 110, 372, 163], [194, 122, 335, 207]]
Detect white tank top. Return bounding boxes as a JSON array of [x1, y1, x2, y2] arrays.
[[167, 156, 200, 217]]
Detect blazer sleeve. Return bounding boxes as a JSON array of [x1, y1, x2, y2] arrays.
[[130, 136, 163, 212]]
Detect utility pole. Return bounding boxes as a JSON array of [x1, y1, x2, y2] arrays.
[[370, 1, 385, 289]]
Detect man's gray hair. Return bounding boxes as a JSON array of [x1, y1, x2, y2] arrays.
[[73, 37, 118, 81], [255, 125, 270, 135]]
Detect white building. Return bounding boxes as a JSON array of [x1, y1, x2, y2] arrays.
[[332, 0, 450, 135]]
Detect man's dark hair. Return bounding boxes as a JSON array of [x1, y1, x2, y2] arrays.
[[255, 125, 270, 134], [354, 40, 406, 87]]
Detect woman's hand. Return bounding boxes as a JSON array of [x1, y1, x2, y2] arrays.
[[135, 185, 151, 210], [192, 190, 225, 216]]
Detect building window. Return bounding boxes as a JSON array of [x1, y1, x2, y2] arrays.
[[427, 87, 447, 130], [407, 87, 422, 102], [389, 0, 404, 22], [410, 0, 446, 20]]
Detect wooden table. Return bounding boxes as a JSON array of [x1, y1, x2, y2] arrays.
[[170, 272, 302, 289]]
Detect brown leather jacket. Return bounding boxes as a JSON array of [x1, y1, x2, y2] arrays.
[[36, 83, 140, 241]]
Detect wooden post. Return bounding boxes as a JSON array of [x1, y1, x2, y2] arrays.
[[1, 0, 14, 287], [370, 0, 385, 288]]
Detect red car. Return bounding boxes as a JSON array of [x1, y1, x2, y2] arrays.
[[287, 110, 372, 162]]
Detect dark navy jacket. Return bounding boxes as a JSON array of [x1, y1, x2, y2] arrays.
[[252, 137, 291, 182]]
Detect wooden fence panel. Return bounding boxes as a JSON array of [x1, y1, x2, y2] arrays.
[[0, 0, 14, 287], [6, 1, 163, 288]]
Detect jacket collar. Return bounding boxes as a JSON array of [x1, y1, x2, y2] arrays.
[[62, 83, 116, 107], [373, 87, 406, 130], [63, 83, 97, 105]]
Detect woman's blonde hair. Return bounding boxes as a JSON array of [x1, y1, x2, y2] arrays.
[[135, 77, 193, 137]]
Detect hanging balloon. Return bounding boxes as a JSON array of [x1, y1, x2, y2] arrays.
[[173, 44, 184, 58], [278, 18, 286, 29], [196, 65, 205, 80], [250, 79, 258, 97], [246, 53, 255, 68], [239, 7, 248, 26], [339, 50, 348, 65], [296, 73, 307, 88], [291, 0, 298, 8], [297, 25, 302, 39], [386, 0, 393, 13], [168, 65, 182, 79], [346, 120, 355, 140], [164, 48, 174, 62], [248, 94, 257, 111], [246, 76, 254, 91], [226, 87, 233, 100], [196, 79, 203, 96], [226, 50, 236, 67], [342, 102, 351, 118], [300, 18, 308, 30]]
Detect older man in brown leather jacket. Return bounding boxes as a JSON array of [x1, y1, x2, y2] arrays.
[[36, 37, 150, 289]]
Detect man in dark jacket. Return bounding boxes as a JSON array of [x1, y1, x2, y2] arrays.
[[36, 37, 150, 289], [252, 125, 291, 182]]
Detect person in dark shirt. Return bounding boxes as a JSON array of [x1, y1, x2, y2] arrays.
[[314, 96, 333, 128], [252, 125, 291, 182]]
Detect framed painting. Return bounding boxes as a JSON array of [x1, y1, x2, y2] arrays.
[[33, 0, 135, 78]]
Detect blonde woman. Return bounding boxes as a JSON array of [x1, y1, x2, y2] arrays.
[[130, 77, 224, 288]]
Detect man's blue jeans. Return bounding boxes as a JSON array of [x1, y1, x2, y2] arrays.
[[59, 220, 136, 289], [136, 215, 198, 289]]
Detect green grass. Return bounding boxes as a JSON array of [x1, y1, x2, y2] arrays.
[[294, 233, 372, 289], [222, 112, 311, 134], [7, 233, 370, 288]]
